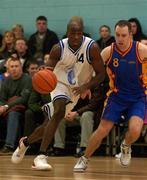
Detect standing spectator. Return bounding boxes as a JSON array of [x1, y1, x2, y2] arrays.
[[0, 57, 32, 154], [28, 16, 59, 65], [128, 17, 146, 41]]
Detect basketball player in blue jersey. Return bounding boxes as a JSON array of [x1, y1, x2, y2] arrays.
[[74, 20, 147, 172], [11, 16, 105, 170]]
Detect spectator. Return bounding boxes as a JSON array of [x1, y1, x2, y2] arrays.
[[26, 60, 39, 77], [23, 89, 50, 137], [128, 17, 146, 41], [0, 57, 32, 154], [12, 24, 24, 40], [0, 31, 15, 60], [96, 25, 115, 50], [12, 38, 32, 72], [28, 15, 59, 64]]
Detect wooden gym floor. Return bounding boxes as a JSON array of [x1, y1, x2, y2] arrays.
[[0, 155, 147, 180]]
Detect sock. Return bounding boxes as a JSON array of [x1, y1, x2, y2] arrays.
[[38, 151, 46, 156], [23, 138, 30, 147], [122, 140, 130, 147], [81, 147, 86, 151]]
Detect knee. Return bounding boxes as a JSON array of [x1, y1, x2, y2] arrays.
[[129, 125, 142, 138], [95, 126, 109, 139], [80, 112, 94, 123]]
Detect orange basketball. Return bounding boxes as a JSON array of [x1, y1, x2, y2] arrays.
[[32, 69, 57, 94]]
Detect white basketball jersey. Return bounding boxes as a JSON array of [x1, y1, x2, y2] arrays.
[[53, 36, 95, 87]]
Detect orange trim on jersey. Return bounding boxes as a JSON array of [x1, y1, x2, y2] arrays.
[[105, 43, 114, 65], [115, 41, 132, 57], [136, 42, 143, 63]]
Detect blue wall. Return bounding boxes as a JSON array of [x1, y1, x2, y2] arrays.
[[1, 0, 147, 40]]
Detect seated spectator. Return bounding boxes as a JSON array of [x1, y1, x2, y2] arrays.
[[23, 89, 51, 137], [28, 15, 59, 65], [12, 38, 32, 72], [0, 31, 15, 60], [96, 25, 115, 50], [128, 17, 146, 41], [12, 24, 24, 40], [44, 54, 50, 65], [0, 57, 32, 154], [26, 60, 39, 77], [46, 79, 109, 157]]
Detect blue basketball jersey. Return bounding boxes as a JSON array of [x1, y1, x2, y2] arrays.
[[106, 41, 145, 102]]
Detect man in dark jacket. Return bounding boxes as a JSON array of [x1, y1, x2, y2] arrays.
[[28, 16, 59, 64]]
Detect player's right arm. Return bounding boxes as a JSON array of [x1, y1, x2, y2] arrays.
[[45, 43, 61, 69], [101, 46, 112, 65]]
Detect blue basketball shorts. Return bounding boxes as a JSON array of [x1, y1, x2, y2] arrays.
[[102, 96, 146, 123]]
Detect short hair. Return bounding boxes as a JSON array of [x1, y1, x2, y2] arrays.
[[99, 25, 111, 32], [115, 20, 131, 32], [26, 60, 39, 69], [67, 16, 84, 30], [7, 56, 22, 66], [36, 16, 47, 22], [15, 38, 28, 46]]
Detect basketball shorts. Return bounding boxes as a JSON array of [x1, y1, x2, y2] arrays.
[[102, 96, 146, 124], [42, 82, 80, 119]]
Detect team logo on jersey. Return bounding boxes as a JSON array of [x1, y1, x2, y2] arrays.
[[67, 69, 76, 85], [113, 58, 119, 67]]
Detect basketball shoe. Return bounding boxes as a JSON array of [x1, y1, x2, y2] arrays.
[[11, 137, 29, 164], [73, 156, 88, 172], [32, 155, 52, 170], [120, 143, 131, 167]]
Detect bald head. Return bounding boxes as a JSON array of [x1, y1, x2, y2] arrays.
[[66, 16, 84, 50]]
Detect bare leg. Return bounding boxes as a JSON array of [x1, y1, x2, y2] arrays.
[[124, 116, 143, 145], [28, 118, 48, 144], [84, 119, 114, 158], [39, 98, 66, 153]]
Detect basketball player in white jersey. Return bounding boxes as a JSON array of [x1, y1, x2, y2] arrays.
[[11, 16, 105, 170]]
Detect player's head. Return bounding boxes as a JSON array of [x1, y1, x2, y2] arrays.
[[67, 16, 84, 50], [114, 20, 132, 49]]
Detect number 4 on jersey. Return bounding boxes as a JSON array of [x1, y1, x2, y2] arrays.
[[77, 53, 84, 63]]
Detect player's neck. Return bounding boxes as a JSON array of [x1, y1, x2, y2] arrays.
[[117, 40, 132, 52]]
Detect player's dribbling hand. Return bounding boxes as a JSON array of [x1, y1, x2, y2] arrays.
[[72, 84, 91, 97], [80, 89, 91, 99], [65, 111, 78, 121]]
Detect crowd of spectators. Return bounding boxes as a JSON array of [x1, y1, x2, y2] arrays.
[[0, 15, 146, 157]]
